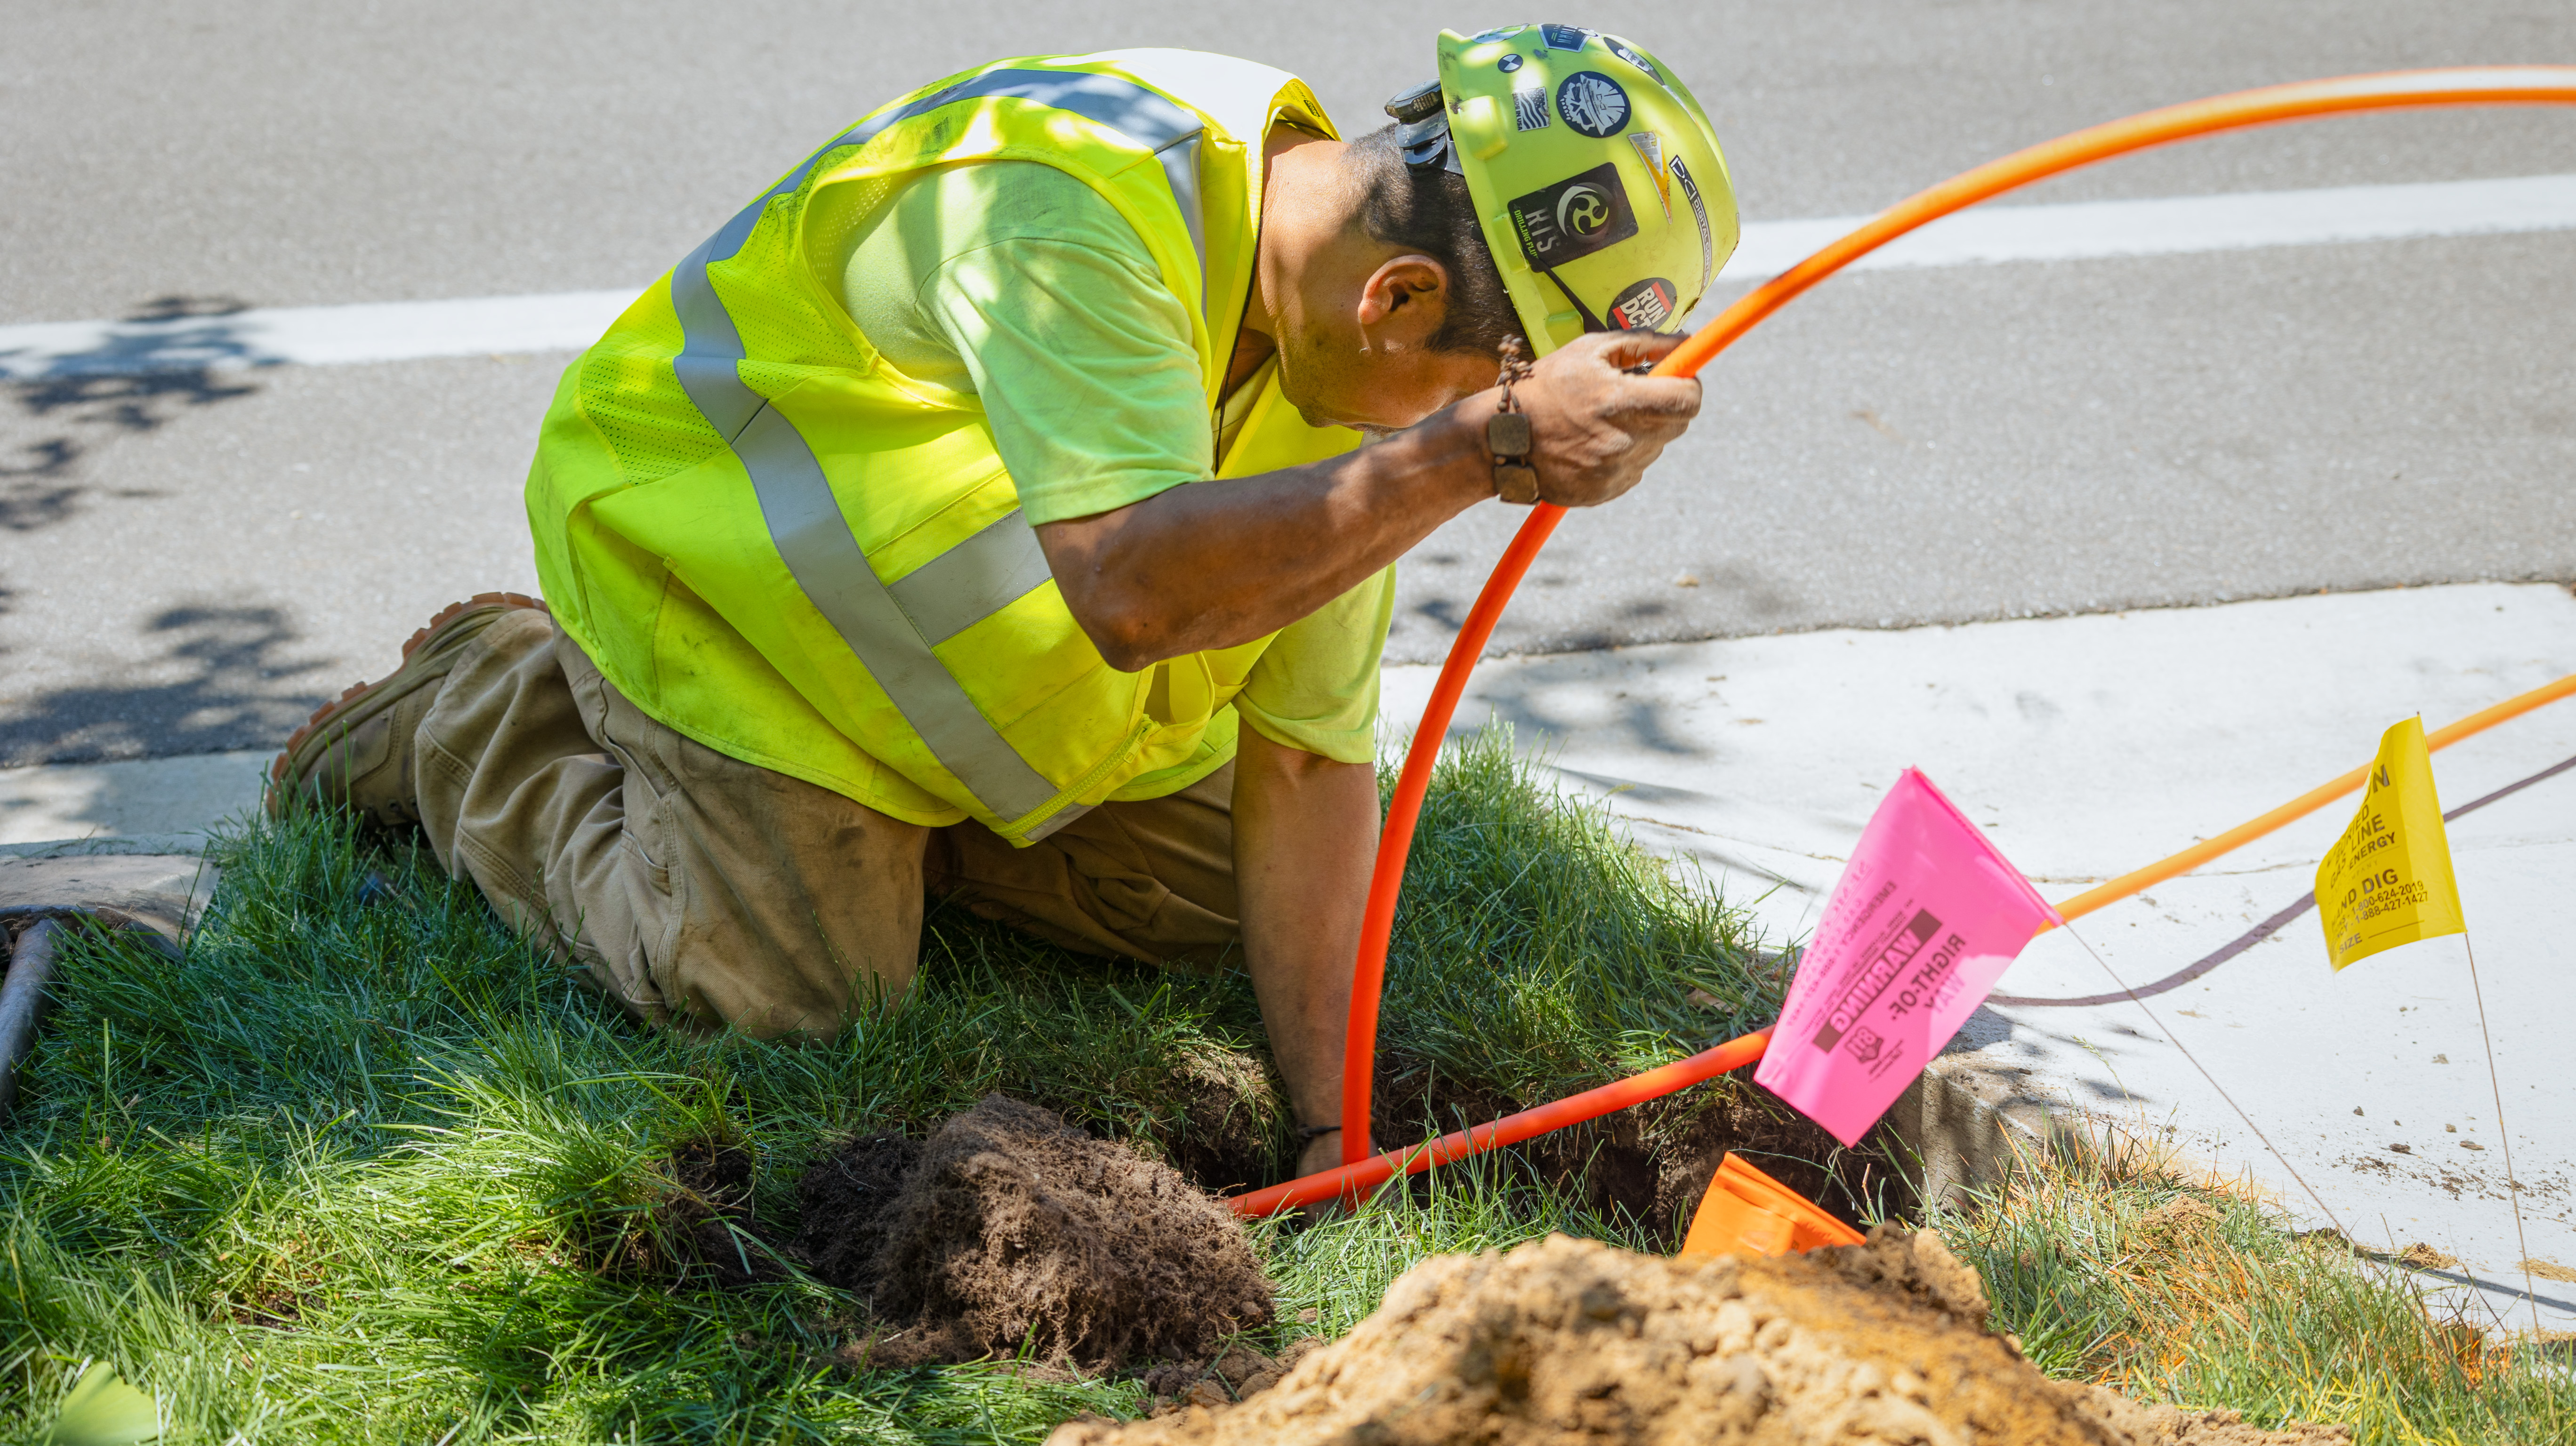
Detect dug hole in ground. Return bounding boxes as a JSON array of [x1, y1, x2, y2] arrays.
[[781, 1094, 2341, 1445]]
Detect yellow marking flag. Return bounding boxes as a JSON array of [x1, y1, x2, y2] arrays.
[[2315, 717, 2466, 971]]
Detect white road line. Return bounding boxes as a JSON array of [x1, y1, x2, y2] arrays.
[[1724, 171, 2576, 278], [5, 174, 2573, 380], [0, 289, 637, 381]]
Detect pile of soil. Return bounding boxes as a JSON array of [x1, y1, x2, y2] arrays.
[[797, 1094, 1275, 1370], [1047, 1228, 2349, 1446]]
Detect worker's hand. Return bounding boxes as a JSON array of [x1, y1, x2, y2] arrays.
[[1496, 329, 1702, 508]]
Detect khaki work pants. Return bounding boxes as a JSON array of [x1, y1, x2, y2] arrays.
[[411, 609, 1241, 1038]]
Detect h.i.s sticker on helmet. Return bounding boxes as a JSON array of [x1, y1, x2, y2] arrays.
[[1507, 161, 1639, 268], [1554, 71, 1631, 138]]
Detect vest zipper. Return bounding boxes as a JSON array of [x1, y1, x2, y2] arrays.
[[997, 715, 1156, 844]]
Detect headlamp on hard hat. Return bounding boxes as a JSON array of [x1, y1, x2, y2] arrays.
[[1383, 79, 1463, 174]]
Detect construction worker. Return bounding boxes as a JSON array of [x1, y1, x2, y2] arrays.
[[272, 28, 1738, 1181]]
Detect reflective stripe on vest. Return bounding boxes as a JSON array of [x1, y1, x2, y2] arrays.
[[667, 67, 1212, 838]]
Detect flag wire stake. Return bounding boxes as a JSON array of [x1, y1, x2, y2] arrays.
[[2460, 932, 2542, 1336], [2056, 921, 2348, 1241]]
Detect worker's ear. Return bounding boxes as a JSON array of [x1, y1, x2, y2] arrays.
[[1354, 254, 1450, 349]]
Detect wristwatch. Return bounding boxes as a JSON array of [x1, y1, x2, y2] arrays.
[[1488, 410, 1539, 505], [1488, 337, 1541, 505]]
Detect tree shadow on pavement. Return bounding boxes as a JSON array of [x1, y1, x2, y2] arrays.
[[0, 603, 330, 767], [2, 295, 265, 536]]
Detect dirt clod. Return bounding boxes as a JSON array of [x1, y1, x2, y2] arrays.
[[802, 1095, 1274, 1371], [2396, 1242, 2459, 1271], [1046, 1227, 2349, 1446]]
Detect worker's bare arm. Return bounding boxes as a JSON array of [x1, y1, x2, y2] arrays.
[[1230, 727, 1380, 1179], [1037, 330, 1700, 671]]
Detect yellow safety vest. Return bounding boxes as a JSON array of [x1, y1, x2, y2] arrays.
[[525, 51, 1362, 843]]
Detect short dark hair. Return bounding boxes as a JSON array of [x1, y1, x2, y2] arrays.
[[1343, 125, 1522, 359]]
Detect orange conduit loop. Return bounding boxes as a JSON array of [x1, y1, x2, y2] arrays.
[[1246, 67, 2576, 1220]]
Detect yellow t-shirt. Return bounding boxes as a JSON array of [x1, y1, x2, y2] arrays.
[[838, 161, 1388, 764]]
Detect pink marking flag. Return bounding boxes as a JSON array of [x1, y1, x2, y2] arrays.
[[1755, 769, 2061, 1146]]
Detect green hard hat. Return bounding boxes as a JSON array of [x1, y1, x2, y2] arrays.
[[1385, 24, 1740, 355]]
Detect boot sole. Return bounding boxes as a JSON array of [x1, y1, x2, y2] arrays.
[[268, 591, 548, 817]]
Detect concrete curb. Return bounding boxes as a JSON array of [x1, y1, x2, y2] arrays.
[[0, 833, 217, 860], [1888, 1054, 2069, 1213]]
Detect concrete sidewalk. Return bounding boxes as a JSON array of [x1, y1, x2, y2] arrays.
[[1384, 580, 2576, 1333], [0, 749, 267, 857]]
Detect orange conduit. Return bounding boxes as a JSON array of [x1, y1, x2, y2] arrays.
[[1245, 67, 2576, 1219], [1232, 1033, 1771, 1218]]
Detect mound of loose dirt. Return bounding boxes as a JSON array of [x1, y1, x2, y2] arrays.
[[1046, 1227, 2349, 1446], [800, 1094, 1275, 1371]]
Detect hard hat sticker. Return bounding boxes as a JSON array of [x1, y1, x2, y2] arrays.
[[1602, 35, 1660, 81], [1498, 53, 1525, 74], [1514, 82, 1551, 130], [1669, 155, 1715, 293], [1555, 72, 1632, 138], [1539, 24, 1593, 51], [1506, 161, 1640, 268], [1609, 277, 1679, 331], [1627, 131, 1672, 220]]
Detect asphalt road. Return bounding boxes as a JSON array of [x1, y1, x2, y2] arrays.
[[4, 1, 2573, 763]]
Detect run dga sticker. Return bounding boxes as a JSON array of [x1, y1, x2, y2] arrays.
[[1506, 161, 1639, 268], [1555, 71, 1631, 137], [1539, 23, 1592, 50], [1609, 277, 1678, 331]]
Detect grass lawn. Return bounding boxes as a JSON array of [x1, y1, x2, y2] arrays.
[[1944, 1136, 2575, 1444], [1, 728, 2564, 1443]]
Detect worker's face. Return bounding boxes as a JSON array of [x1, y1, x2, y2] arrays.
[[1271, 252, 1499, 433]]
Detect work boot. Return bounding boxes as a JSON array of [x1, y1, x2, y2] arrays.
[[268, 593, 547, 827]]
